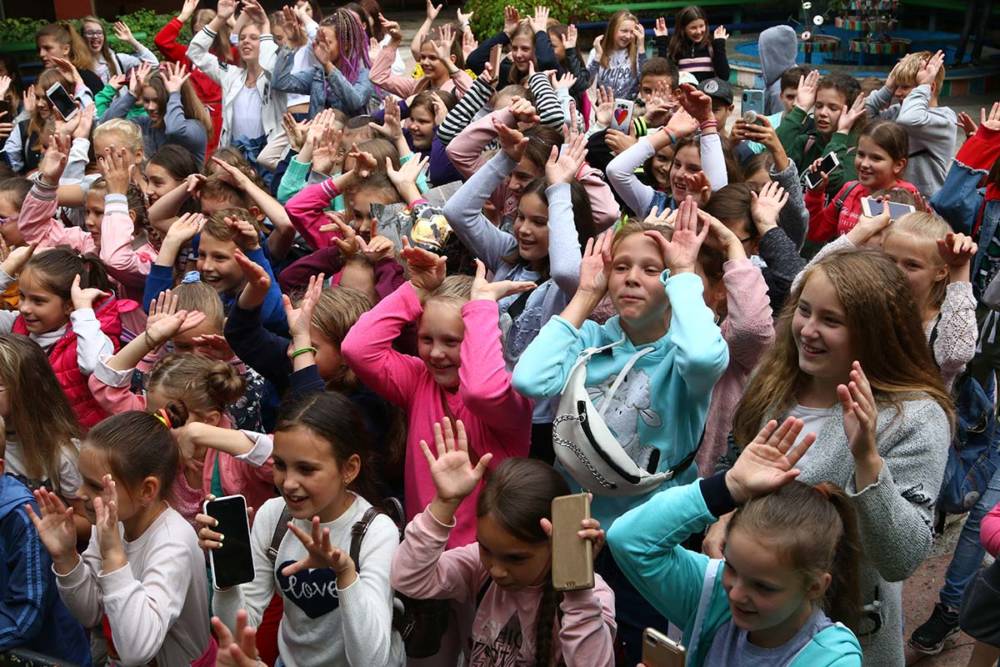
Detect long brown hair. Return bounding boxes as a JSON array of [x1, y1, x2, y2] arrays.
[[36, 22, 94, 72], [80, 17, 118, 75], [477, 458, 570, 666], [732, 249, 954, 445], [668, 6, 708, 62], [142, 68, 213, 136], [600, 10, 640, 74], [728, 481, 863, 632], [0, 334, 80, 494], [27, 68, 72, 153]]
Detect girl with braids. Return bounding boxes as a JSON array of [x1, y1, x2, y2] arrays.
[[607, 417, 864, 666], [273, 7, 375, 117], [391, 420, 616, 666]]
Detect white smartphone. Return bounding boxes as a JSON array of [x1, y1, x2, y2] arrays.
[[861, 196, 916, 219], [803, 152, 841, 190], [45, 82, 79, 122], [610, 99, 635, 133]]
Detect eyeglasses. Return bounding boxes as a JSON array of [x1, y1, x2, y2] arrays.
[[83, 30, 104, 38]]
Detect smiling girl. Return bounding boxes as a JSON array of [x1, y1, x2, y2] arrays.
[[466, 6, 559, 88], [667, 6, 730, 83], [392, 419, 616, 666], [588, 10, 646, 99], [79, 18, 159, 84]]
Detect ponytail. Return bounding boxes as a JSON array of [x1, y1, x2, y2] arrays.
[[813, 482, 864, 632], [86, 411, 180, 498], [23, 248, 111, 302]]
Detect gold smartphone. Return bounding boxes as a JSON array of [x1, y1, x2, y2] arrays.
[[642, 628, 686, 667], [551, 493, 594, 591]]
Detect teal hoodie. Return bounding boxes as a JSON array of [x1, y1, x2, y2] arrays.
[[606, 479, 863, 666], [511, 271, 729, 527]]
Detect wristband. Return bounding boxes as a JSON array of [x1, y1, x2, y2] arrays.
[[699, 119, 719, 130], [664, 129, 677, 145], [290, 346, 317, 359]]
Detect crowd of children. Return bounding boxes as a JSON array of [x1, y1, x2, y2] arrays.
[[0, 1, 999, 666]]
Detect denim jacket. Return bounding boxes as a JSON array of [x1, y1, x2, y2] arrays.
[[273, 47, 374, 117]]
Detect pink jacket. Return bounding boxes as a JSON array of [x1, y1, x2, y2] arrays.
[[19, 181, 96, 254], [369, 44, 473, 98], [285, 177, 339, 251], [341, 282, 532, 548], [100, 195, 157, 302], [87, 360, 275, 522], [391, 508, 616, 666], [446, 108, 620, 229], [696, 259, 774, 476], [983, 501, 1000, 557]]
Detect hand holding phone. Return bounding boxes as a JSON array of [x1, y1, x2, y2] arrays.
[[204, 495, 255, 589], [642, 628, 686, 667], [803, 152, 840, 191], [860, 196, 916, 220], [551, 493, 595, 591], [741, 89, 765, 116], [45, 83, 79, 122]]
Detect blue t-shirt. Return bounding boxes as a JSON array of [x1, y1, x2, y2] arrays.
[[704, 607, 834, 666]]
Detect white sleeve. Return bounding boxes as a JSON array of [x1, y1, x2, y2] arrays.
[[61, 137, 92, 184], [54, 532, 104, 629], [236, 431, 274, 466], [605, 137, 656, 217], [700, 132, 728, 192], [5, 124, 24, 173], [340, 515, 400, 667], [70, 308, 114, 375]]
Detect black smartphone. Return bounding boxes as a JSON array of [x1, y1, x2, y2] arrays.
[[45, 82, 78, 122], [803, 152, 841, 190], [205, 495, 255, 589]]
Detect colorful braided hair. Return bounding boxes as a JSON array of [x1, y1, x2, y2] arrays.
[[321, 8, 370, 84]]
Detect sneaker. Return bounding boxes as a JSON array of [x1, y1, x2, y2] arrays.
[[908, 603, 960, 655]]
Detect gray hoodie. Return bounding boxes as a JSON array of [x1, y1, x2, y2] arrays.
[[758, 26, 798, 116]]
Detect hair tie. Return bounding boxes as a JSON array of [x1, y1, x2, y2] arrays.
[[154, 408, 173, 429], [181, 271, 202, 284]]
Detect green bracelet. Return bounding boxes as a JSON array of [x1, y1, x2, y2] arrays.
[[290, 346, 317, 359]]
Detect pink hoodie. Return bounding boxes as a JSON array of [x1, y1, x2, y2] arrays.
[[341, 282, 532, 548], [18, 181, 96, 254], [445, 108, 621, 230], [983, 501, 1000, 557], [285, 177, 339, 251], [369, 44, 473, 98], [391, 508, 616, 666]]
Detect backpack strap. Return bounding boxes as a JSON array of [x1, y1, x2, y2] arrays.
[[267, 506, 293, 564], [349, 507, 383, 573], [834, 181, 862, 212], [687, 558, 724, 660]]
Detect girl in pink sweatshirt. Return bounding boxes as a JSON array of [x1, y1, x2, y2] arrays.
[[341, 248, 533, 548], [390, 419, 616, 666]]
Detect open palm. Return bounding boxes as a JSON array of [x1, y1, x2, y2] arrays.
[[421, 419, 491, 504], [728, 417, 815, 503]]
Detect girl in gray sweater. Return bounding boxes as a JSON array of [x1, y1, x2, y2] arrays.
[[711, 248, 954, 667]]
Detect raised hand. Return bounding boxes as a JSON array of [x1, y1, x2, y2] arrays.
[[72, 102, 96, 140], [508, 96, 540, 126], [750, 180, 788, 232], [665, 107, 699, 139], [162, 61, 191, 94], [282, 271, 324, 342], [163, 212, 206, 246], [957, 111, 978, 138], [402, 236, 447, 296], [379, 14, 403, 44], [604, 129, 636, 155], [217, 0, 237, 20], [682, 171, 712, 205], [49, 57, 83, 89], [282, 516, 356, 579], [210, 155, 252, 188], [70, 274, 110, 311], [471, 258, 535, 301], [0, 242, 35, 277], [234, 249, 273, 309], [426, 0, 442, 21], [25, 488, 79, 570], [632, 22, 645, 52], [387, 154, 429, 192], [805, 157, 830, 192], [422, 419, 491, 507], [358, 235, 396, 264], [433, 23, 457, 63], [938, 232, 977, 280], [981, 101, 1000, 132], [531, 6, 550, 33], [145, 307, 207, 348], [370, 96, 403, 140], [564, 24, 578, 48], [847, 206, 892, 247], [644, 196, 709, 274], [838, 362, 879, 480], [551, 71, 577, 91], [503, 5, 521, 35], [494, 119, 529, 162], [698, 208, 745, 259], [128, 62, 153, 98], [213, 612, 261, 667], [98, 147, 133, 195], [592, 34, 604, 60], [577, 231, 614, 297], [457, 7, 474, 26], [223, 216, 261, 250], [540, 504, 606, 555], [713, 25, 729, 40], [594, 86, 615, 127], [795, 69, 820, 112], [93, 474, 127, 570], [653, 17, 668, 37], [916, 50, 945, 87], [178, 0, 200, 23], [837, 91, 867, 133], [283, 112, 309, 152], [113, 20, 137, 45], [346, 147, 377, 179], [546, 135, 587, 185], [38, 132, 70, 186], [725, 417, 815, 504], [677, 83, 713, 123], [462, 31, 478, 60]]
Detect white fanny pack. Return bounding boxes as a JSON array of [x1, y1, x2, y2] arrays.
[[553, 339, 699, 496]]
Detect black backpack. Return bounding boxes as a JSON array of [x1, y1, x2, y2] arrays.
[[266, 498, 452, 658]]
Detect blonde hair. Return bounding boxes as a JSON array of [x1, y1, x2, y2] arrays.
[[601, 10, 640, 74], [426, 275, 473, 307], [147, 352, 245, 417], [884, 211, 950, 307], [892, 51, 946, 91], [92, 118, 144, 154], [172, 281, 224, 332]]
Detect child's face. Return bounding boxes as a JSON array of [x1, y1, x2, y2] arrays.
[[347, 188, 397, 236], [34, 84, 51, 120], [882, 232, 946, 312], [418, 42, 449, 81], [669, 144, 702, 202], [82, 21, 105, 53], [417, 299, 464, 390], [893, 82, 915, 105], [512, 192, 550, 264], [813, 88, 847, 137], [855, 136, 905, 190], [477, 512, 550, 590], [296, 0, 314, 18], [684, 19, 707, 44], [0, 195, 24, 247], [614, 19, 636, 49], [792, 269, 852, 383], [781, 86, 798, 113], [506, 157, 543, 201], [140, 86, 163, 125], [17, 268, 72, 334], [407, 105, 436, 150], [639, 75, 673, 103], [196, 235, 244, 294], [238, 25, 262, 63], [84, 190, 105, 241], [37, 36, 70, 68], [198, 194, 241, 218], [510, 34, 534, 72], [93, 132, 142, 164], [712, 103, 734, 132], [609, 233, 669, 328], [273, 425, 357, 521], [145, 162, 184, 206], [651, 145, 673, 190], [270, 23, 289, 48], [548, 31, 566, 61], [77, 445, 148, 524], [722, 527, 825, 635], [310, 325, 343, 382]]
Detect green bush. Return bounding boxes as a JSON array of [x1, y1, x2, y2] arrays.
[[465, 0, 596, 39], [0, 18, 47, 46], [106, 10, 181, 54]]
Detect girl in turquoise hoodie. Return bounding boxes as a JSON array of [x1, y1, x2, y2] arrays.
[[608, 417, 864, 667]]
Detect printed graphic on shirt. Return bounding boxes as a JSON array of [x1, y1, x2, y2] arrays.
[[470, 612, 527, 667], [587, 368, 662, 470], [276, 559, 340, 618]]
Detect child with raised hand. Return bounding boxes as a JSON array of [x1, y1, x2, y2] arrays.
[[98, 61, 212, 166], [588, 10, 646, 99], [606, 84, 728, 217], [609, 417, 863, 666], [392, 418, 616, 666], [466, 5, 559, 88], [0, 415, 90, 664], [372, 18, 471, 98], [0, 248, 139, 430], [342, 244, 534, 547], [864, 50, 954, 197], [79, 18, 159, 85], [805, 120, 922, 244], [668, 6, 730, 83], [198, 391, 405, 667], [28, 411, 213, 666]]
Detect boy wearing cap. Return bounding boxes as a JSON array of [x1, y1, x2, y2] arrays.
[[699, 77, 735, 133]]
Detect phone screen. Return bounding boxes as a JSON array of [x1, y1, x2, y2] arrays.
[[46, 84, 77, 121], [863, 198, 916, 219], [206, 496, 255, 589]]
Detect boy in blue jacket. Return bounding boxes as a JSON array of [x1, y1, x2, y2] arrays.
[[0, 423, 90, 665]]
